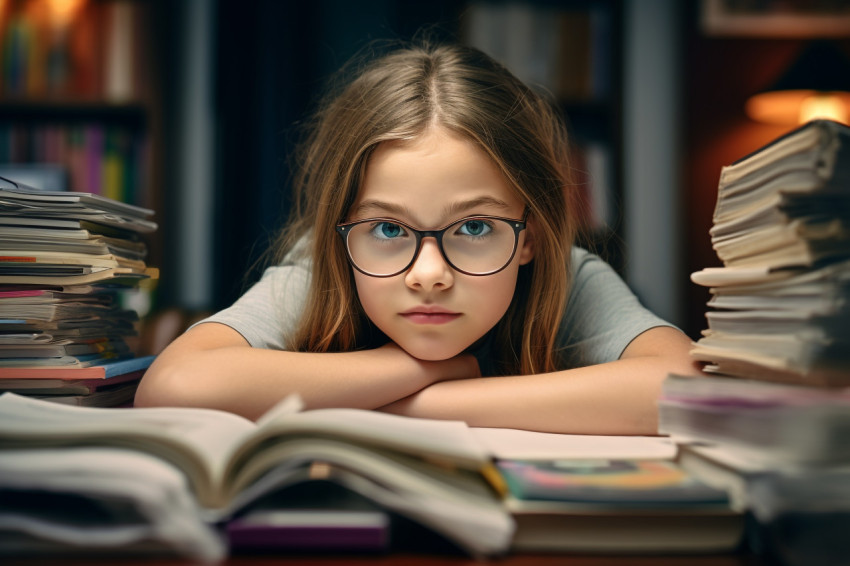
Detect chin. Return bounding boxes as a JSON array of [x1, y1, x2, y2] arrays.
[[396, 341, 468, 362]]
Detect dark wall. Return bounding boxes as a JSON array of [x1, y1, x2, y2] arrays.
[[211, 0, 466, 310]]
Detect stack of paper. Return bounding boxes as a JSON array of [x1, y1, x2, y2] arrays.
[[0, 181, 157, 285], [690, 120, 850, 386], [0, 178, 158, 405]]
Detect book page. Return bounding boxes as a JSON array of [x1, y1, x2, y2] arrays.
[[0, 447, 225, 561], [470, 428, 677, 460], [242, 406, 489, 473], [0, 393, 256, 504]]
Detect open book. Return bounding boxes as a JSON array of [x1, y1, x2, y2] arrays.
[[0, 392, 512, 558]]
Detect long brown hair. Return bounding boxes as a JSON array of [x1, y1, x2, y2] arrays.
[[273, 41, 577, 376]]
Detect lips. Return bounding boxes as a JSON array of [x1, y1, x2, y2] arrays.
[[400, 305, 462, 325]]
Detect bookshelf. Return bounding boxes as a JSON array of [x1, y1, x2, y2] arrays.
[[0, 0, 163, 273]]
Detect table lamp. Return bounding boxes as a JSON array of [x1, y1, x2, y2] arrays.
[[745, 41, 850, 125]]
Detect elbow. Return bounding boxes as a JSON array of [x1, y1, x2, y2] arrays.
[[668, 354, 703, 377], [133, 356, 194, 408]]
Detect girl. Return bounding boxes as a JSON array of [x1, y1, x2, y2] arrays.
[[135, 41, 696, 434]]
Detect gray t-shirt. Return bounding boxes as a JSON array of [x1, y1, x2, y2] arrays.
[[199, 247, 673, 372]]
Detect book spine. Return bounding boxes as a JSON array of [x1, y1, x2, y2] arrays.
[[67, 125, 87, 191], [0, 1, 148, 100], [84, 124, 103, 195], [103, 128, 123, 201], [104, 0, 135, 101]]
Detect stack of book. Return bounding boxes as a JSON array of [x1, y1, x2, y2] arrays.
[[688, 119, 850, 385], [0, 178, 158, 406], [660, 120, 850, 566]]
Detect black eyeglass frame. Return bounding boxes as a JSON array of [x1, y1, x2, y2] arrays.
[[335, 208, 530, 278]]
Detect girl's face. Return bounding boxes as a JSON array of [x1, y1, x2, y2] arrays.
[[346, 127, 534, 361]]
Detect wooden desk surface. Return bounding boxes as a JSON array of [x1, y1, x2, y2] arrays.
[[4, 553, 771, 566]]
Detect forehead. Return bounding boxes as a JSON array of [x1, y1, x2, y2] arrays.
[[354, 128, 524, 224]]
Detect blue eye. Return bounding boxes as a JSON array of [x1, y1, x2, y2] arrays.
[[371, 222, 406, 240], [457, 219, 493, 237]]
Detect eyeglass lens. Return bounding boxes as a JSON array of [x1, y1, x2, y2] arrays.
[[344, 217, 518, 276]]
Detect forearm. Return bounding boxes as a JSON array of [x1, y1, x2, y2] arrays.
[[135, 326, 477, 420], [379, 355, 699, 435]]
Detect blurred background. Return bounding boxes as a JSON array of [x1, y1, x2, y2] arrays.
[[1, 0, 849, 348]]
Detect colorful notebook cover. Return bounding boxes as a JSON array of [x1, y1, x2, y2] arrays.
[[497, 459, 729, 506], [0, 355, 155, 380]]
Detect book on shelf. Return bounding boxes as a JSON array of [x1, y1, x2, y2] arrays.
[[690, 119, 850, 386], [0, 393, 513, 560], [0, 0, 153, 210], [497, 458, 743, 553], [569, 141, 615, 232], [0, 0, 149, 101], [0, 124, 148, 205], [463, 1, 612, 101]]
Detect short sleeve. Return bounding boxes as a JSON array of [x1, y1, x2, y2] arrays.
[[193, 258, 311, 350], [555, 247, 676, 368]]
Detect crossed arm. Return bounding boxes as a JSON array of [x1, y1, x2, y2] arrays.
[[134, 323, 697, 435], [377, 326, 697, 434]]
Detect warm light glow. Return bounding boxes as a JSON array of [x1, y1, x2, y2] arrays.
[[746, 89, 850, 125], [799, 93, 848, 124], [46, 0, 86, 28]]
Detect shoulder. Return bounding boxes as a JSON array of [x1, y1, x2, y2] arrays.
[[566, 246, 631, 303], [193, 240, 314, 350], [569, 246, 612, 279], [558, 247, 675, 366]]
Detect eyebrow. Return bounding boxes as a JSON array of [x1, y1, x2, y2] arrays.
[[350, 200, 410, 219], [443, 196, 512, 217], [351, 196, 513, 221]]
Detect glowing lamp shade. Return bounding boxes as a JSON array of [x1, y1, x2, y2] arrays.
[[746, 42, 850, 126], [747, 90, 850, 124]]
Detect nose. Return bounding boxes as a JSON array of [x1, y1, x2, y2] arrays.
[[404, 237, 454, 291]]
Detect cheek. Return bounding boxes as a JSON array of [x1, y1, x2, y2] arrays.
[[476, 270, 521, 320], [352, 273, 388, 321]]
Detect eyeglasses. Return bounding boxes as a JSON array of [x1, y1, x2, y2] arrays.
[[336, 209, 529, 277]]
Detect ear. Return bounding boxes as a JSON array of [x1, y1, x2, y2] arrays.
[[517, 215, 536, 265]]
